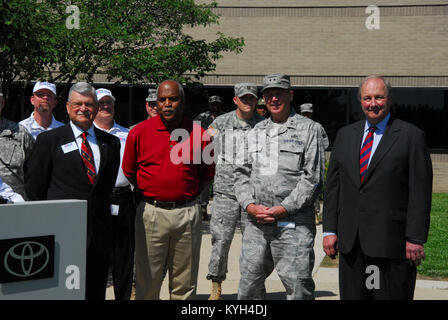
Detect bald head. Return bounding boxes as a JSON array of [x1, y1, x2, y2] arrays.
[[156, 80, 185, 129]]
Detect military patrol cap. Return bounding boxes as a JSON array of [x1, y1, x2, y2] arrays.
[[146, 88, 157, 102], [234, 83, 257, 98], [300, 103, 313, 113], [208, 95, 222, 104], [33, 81, 57, 96], [257, 98, 266, 106], [261, 74, 290, 93]]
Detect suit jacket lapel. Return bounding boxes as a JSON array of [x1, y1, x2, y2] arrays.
[[361, 117, 400, 184], [93, 127, 107, 189], [351, 121, 365, 188], [61, 125, 91, 185]]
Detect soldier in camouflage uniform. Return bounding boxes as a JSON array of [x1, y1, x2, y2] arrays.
[[206, 83, 265, 300], [0, 91, 35, 200], [194, 95, 225, 130], [194, 95, 225, 220], [300, 103, 329, 224], [0, 176, 24, 203], [234, 74, 325, 300]]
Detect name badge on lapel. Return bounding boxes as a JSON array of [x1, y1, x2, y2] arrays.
[[61, 142, 78, 154]]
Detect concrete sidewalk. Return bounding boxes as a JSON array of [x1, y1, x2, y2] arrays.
[[107, 221, 448, 300]]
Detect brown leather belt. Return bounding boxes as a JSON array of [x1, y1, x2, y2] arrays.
[[142, 197, 196, 210]]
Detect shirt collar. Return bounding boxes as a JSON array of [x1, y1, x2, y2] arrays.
[[365, 112, 390, 133], [70, 121, 96, 139], [154, 115, 190, 131], [29, 111, 59, 129]]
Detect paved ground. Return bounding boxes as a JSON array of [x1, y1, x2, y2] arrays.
[[106, 211, 448, 300]]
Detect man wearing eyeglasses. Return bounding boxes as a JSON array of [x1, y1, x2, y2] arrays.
[[19, 81, 64, 139], [234, 74, 325, 300], [25, 82, 121, 300]]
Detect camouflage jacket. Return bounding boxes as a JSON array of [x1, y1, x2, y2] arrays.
[[315, 121, 329, 150], [0, 118, 35, 199], [234, 109, 325, 223], [194, 111, 224, 130], [209, 110, 266, 197]]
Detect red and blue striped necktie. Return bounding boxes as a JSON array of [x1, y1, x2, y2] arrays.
[[359, 126, 376, 182], [81, 132, 96, 184]]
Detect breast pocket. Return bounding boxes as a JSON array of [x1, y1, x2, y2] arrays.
[[278, 143, 303, 173], [1, 141, 23, 170]]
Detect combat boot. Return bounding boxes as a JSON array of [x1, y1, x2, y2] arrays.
[[208, 281, 222, 300]]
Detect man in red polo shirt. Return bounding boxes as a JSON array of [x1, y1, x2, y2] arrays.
[[123, 80, 215, 300]]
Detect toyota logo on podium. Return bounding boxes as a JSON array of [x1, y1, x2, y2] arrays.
[[0, 235, 54, 284]]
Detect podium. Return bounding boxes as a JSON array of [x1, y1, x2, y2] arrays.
[[0, 200, 87, 300]]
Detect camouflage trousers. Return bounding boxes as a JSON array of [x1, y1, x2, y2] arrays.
[[207, 193, 247, 282], [238, 220, 316, 300]]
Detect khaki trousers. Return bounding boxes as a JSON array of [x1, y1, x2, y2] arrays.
[[135, 201, 202, 300]]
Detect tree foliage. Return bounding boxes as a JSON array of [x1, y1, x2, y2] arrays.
[[0, 0, 244, 95]]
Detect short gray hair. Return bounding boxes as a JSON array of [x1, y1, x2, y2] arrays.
[[358, 75, 392, 101], [68, 82, 98, 104]]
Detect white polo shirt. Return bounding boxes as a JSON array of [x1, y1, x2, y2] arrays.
[[19, 112, 64, 140]]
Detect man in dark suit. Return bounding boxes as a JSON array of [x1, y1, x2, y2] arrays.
[[25, 82, 120, 300], [322, 75, 433, 300]]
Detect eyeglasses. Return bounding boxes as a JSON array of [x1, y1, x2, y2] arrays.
[[69, 101, 96, 108], [34, 92, 55, 99]]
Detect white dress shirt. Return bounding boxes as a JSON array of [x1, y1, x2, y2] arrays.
[[94, 121, 130, 216], [69, 121, 100, 173], [94, 121, 129, 187], [19, 112, 64, 140]]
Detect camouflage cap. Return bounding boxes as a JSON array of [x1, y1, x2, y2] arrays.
[[234, 82, 257, 98], [257, 98, 266, 106], [261, 74, 290, 93], [300, 103, 313, 113], [208, 95, 222, 104], [146, 88, 157, 102]]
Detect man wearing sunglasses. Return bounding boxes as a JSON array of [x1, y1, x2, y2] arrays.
[[20, 81, 64, 139]]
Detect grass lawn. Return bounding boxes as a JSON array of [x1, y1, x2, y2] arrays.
[[319, 193, 448, 280], [417, 193, 448, 280]]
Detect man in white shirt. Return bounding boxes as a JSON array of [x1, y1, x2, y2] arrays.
[[94, 88, 136, 300], [19, 81, 64, 139]]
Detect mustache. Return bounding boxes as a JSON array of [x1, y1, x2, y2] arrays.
[[77, 110, 92, 118], [367, 105, 381, 114]]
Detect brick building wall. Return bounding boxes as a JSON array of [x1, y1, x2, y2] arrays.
[[188, 1, 448, 87]]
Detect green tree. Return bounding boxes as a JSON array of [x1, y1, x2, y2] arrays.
[[0, 0, 244, 96]]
